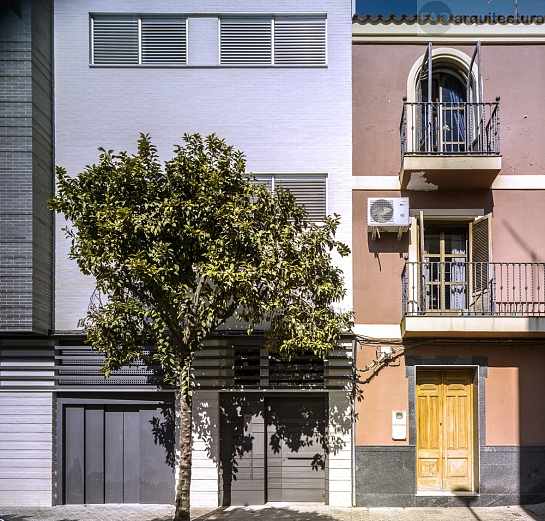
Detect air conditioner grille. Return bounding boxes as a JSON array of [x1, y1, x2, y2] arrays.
[[370, 199, 394, 224]]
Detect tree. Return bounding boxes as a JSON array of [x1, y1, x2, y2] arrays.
[[50, 133, 351, 521]]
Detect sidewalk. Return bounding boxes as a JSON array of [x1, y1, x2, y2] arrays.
[[1, 503, 545, 521]]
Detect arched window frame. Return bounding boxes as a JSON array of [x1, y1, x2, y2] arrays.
[[403, 46, 484, 155]]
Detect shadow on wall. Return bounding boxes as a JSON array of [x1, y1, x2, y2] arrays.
[[193, 393, 352, 506], [150, 403, 176, 469]]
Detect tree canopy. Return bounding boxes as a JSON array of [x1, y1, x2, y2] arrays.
[[50, 133, 351, 520]]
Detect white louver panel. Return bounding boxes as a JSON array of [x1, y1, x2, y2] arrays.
[[220, 19, 272, 64], [274, 18, 326, 65], [92, 18, 139, 64], [141, 19, 186, 64], [275, 175, 327, 221]]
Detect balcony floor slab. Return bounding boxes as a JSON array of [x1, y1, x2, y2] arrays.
[[401, 315, 545, 338]]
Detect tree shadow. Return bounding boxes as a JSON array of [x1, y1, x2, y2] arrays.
[[205, 392, 352, 506], [150, 402, 176, 469]]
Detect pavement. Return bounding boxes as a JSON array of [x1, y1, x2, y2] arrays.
[[1, 503, 545, 521]]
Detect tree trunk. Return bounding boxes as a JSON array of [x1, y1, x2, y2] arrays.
[[174, 380, 192, 521]]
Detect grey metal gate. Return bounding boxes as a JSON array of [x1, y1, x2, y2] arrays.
[[61, 402, 175, 504]]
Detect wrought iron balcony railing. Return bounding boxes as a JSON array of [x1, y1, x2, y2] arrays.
[[400, 99, 500, 160], [402, 262, 545, 317]]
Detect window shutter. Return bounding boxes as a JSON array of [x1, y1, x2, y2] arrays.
[[220, 19, 272, 64], [141, 19, 186, 64], [92, 18, 139, 64], [274, 17, 326, 65], [469, 214, 492, 311], [252, 175, 273, 191], [275, 175, 326, 220]]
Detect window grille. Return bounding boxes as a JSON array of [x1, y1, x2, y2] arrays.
[[91, 16, 187, 65], [220, 16, 326, 66]]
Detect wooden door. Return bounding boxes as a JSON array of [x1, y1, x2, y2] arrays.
[[416, 369, 474, 492]]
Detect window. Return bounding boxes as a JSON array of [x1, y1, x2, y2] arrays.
[[91, 16, 187, 65], [220, 16, 326, 66], [417, 216, 492, 313], [253, 174, 327, 220]]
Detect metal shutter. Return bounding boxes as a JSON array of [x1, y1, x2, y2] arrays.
[[92, 18, 139, 64], [274, 17, 326, 65], [252, 175, 273, 191], [275, 175, 327, 220], [220, 19, 272, 64], [141, 19, 186, 64]]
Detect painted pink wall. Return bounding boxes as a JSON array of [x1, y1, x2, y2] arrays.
[[355, 344, 545, 446], [352, 43, 545, 177]]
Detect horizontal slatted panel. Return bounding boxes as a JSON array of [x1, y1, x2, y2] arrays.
[[93, 18, 138, 64], [252, 174, 273, 190], [220, 19, 272, 64], [141, 19, 186, 64], [274, 18, 326, 65], [275, 175, 327, 220]]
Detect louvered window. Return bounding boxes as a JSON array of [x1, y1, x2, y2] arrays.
[[253, 174, 327, 220], [220, 19, 272, 64], [91, 16, 187, 65], [220, 16, 326, 66], [274, 18, 326, 65]]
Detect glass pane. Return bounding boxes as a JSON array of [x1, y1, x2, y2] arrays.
[[424, 233, 440, 255]]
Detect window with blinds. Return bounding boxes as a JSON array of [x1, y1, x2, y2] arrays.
[[253, 174, 327, 220], [220, 16, 326, 66], [91, 16, 187, 65]]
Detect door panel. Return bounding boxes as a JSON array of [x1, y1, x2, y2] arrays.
[[417, 370, 474, 492], [63, 403, 175, 504], [266, 397, 326, 502]]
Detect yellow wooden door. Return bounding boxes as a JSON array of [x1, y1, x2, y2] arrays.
[[416, 369, 473, 492]]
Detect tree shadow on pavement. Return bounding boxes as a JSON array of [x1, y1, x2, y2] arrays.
[[192, 506, 349, 521]]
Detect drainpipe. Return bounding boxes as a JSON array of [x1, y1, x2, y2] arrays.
[[351, 337, 357, 507]]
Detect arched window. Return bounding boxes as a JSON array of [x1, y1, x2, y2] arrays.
[[416, 44, 480, 153]]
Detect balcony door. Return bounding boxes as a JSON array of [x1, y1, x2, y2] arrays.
[[422, 224, 468, 313], [416, 369, 475, 493], [421, 71, 467, 153], [419, 216, 492, 314]]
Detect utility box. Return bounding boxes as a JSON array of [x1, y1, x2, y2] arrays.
[[392, 410, 407, 440]]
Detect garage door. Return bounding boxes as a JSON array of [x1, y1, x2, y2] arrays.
[[62, 403, 175, 504], [219, 394, 327, 505], [266, 397, 327, 502]]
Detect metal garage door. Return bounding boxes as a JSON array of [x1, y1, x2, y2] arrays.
[[62, 403, 175, 504], [266, 397, 327, 502], [219, 394, 327, 505]]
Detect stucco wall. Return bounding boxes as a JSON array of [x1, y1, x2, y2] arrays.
[[355, 343, 545, 447], [54, 0, 353, 330]]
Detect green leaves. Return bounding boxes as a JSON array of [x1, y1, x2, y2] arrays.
[[50, 133, 352, 386]]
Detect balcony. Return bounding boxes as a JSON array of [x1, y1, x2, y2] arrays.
[[399, 99, 502, 190], [401, 262, 545, 338]]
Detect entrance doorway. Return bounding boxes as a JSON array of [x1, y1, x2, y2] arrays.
[[416, 369, 475, 492]]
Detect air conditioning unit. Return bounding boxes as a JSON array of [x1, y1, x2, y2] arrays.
[[367, 197, 410, 240]]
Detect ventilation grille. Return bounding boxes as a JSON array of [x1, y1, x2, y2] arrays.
[[93, 18, 139, 64], [92, 16, 187, 65], [253, 174, 327, 220], [369, 199, 395, 225], [220, 19, 272, 64], [274, 18, 326, 65], [141, 19, 186, 63]]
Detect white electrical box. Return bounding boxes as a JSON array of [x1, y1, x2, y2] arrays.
[[392, 410, 407, 440]]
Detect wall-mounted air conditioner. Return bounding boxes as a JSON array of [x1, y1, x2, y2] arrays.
[[367, 197, 410, 240]]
